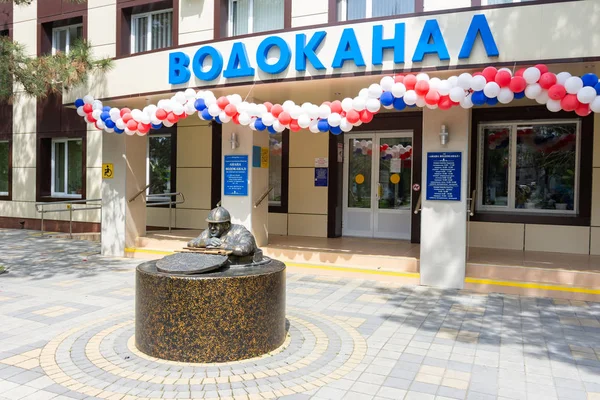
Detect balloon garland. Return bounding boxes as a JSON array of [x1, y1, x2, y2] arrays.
[[74, 64, 600, 136]]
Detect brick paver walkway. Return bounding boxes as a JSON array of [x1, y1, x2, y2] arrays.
[[0, 229, 599, 400]]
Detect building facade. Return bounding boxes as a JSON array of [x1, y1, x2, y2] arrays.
[[1, 0, 599, 289]]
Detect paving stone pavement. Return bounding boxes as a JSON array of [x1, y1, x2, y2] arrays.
[[0, 229, 600, 400]]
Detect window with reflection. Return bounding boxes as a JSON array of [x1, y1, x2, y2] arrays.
[[147, 134, 172, 197], [229, 0, 284, 36], [337, 0, 414, 21], [0, 141, 8, 196], [51, 139, 83, 198]]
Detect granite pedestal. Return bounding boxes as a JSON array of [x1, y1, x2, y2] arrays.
[[135, 258, 286, 363]]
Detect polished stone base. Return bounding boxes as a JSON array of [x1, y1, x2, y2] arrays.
[[135, 260, 286, 363]]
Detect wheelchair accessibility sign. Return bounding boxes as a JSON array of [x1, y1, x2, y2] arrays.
[[102, 163, 114, 179]]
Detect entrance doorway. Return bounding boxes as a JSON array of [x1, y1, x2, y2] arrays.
[[343, 131, 414, 239]]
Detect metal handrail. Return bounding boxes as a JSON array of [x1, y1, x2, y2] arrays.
[[129, 184, 151, 203], [413, 193, 422, 215], [467, 190, 476, 217], [146, 192, 185, 233], [35, 198, 102, 239], [254, 187, 273, 209]]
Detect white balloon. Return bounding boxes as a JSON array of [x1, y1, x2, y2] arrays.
[[426, 103, 438, 110], [380, 76, 395, 92], [340, 118, 352, 133], [471, 75, 487, 91], [125, 128, 135, 136], [249, 119, 256, 131], [76, 106, 85, 117], [92, 100, 103, 110], [498, 67, 513, 76], [83, 95, 94, 104], [556, 72, 572, 86], [290, 105, 303, 119], [497, 87, 514, 104], [590, 96, 600, 113], [96, 120, 105, 129], [565, 76, 584, 94], [391, 82, 406, 98], [352, 97, 366, 111], [523, 67, 541, 84], [483, 82, 501, 98], [318, 104, 332, 119], [328, 113, 342, 127], [230, 94, 243, 105], [172, 103, 184, 116], [359, 88, 369, 98], [105, 128, 114, 133], [341, 98, 354, 112], [185, 102, 196, 115], [525, 83, 543, 99], [535, 90, 549, 105], [174, 92, 187, 104], [145, 104, 157, 115], [460, 94, 474, 109], [110, 108, 121, 120], [368, 84, 382, 98], [141, 114, 152, 124], [448, 76, 459, 88], [307, 105, 320, 119], [366, 98, 381, 113], [163, 120, 174, 127], [449, 87, 466, 103], [92, 109, 102, 120], [274, 121, 285, 133], [298, 114, 311, 129], [163, 100, 174, 112], [438, 80, 451, 96], [546, 99, 562, 112], [219, 112, 231, 124], [415, 96, 426, 108], [383, 104, 394, 110], [238, 112, 251, 125], [184, 88, 196, 99], [457, 73, 473, 90], [262, 113, 275, 126], [416, 73, 430, 82], [237, 102, 248, 113], [256, 104, 268, 116], [428, 77, 442, 91], [309, 120, 320, 134], [403, 90, 418, 106], [116, 119, 125, 130], [577, 87, 597, 104], [151, 116, 161, 125]]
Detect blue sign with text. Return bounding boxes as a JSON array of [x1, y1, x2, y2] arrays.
[[315, 168, 328, 187], [426, 152, 461, 201], [224, 155, 248, 196]]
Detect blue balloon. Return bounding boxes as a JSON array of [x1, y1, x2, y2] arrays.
[[380, 92, 394, 107], [114, 127, 124, 134], [514, 91, 525, 99], [471, 91, 487, 106], [317, 119, 330, 132], [201, 108, 212, 120], [104, 119, 115, 129], [486, 97, 498, 106], [100, 111, 111, 121], [330, 126, 342, 135], [595, 82, 600, 96], [393, 97, 406, 111], [74, 99, 84, 108], [195, 98, 207, 111], [268, 126, 277, 134], [255, 118, 266, 131], [151, 123, 163, 130], [102, 106, 111, 112], [582, 73, 599, 87], [214, 116, 222, 124]]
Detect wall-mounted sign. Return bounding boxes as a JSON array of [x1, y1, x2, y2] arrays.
[[224, 155, 249, 196], [315, 168, 328, 187], [315, 157, 328, 168], [252, 146, 261, 168], [426, 152, 461, 201], [261, 148, 269, 168], [102, 163, 114, 179], [168, 15, 498, 84]]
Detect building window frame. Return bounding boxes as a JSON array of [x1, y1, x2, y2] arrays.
[[336, 0, 417, 22], [476, 119, 580, 216], [146, 132, 173, 199], [50, 138, 83, 199], [481, 0, 532, 4], [51, 23, 83, 55], [227, 0, 285, 37], [130, 8, 173, 55], [268, 130, 289, 214], [0, 140, 11, 199]]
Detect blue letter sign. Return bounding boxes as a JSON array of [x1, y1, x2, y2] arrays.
[[412, 20, 450, 62], [459, 14, 499, 59], [372, 23, 405, 65], [426, 152, 462, 201], [332, 28, 366, 69], [168, 52, 191, 84]]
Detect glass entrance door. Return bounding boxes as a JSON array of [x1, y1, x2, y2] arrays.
[[343, 131, 414, 239]]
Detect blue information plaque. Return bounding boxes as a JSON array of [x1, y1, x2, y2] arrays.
[[224, 155, 249, 196], [314, 168, 328, 187], [426, 152, 462, 201]]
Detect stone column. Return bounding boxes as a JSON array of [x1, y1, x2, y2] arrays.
[[101, 133, 148, 257], [419, 107, 471, 289], [220, 122, 269, 247]]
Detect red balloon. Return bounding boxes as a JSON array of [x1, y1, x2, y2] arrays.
[[346, 109, 360, 124], [290, 119, 301, 132], [122, 113, 132, 123], [330, 100, 343, 114], [539, 73, 557, 90], [535, 64, 549, 74], [224, 104, 237, 117], [94, 122, 100, 130], [438, 96, 453, 110], [278, 111, 291, 126], [232, 114, 240, 124], [179, 113, 188, 119], [575, 103, 590, 117], [548, 84, 567, 100], [263, 102, 273, 112], [360, 110, 373, 123], [217, 96, 229, 109], [495, 71, 512, 87], [509, 76, 527, 93], [415, 80, 430, 97], [515, 68, 526, 77], [425, 90, 440, 105], [403, 74, 417, 90], [138, 123, 150, 134], [382, 144, 389, 151], [120, 108, 131, 117], [367, 149, 372, 156], [83, 104, 93, 113], [482, 67, 498, 83], [86, 113, 96, 123], [271, 104, 283, 118], [127, 119, 138, 131], [167, 112, 178, 123], [560, 94, 579, 112], [394, 74, 405, 83], [156, 109, 167, 120]]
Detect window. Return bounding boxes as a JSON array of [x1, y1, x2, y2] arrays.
[[269, 133, 283, 207], [229, 0, 284, 36], [131, 9, 173, 54], [336, 0, 414, 21], [51, 139, 83, 198], [0, 141, 8, 196], [52, 24, 83, 55], [147, 134, 172, 197], [482, 0, 535, 4], [477, 121, 579, 214]]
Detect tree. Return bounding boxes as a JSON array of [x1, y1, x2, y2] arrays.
[[0, 0, 112, 102]]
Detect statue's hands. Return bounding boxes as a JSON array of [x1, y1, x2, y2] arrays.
[[187, 238, 201, 248], [206, 237, 222, 248]]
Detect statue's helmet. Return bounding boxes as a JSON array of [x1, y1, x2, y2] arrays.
[[205, 207, 231, 224]]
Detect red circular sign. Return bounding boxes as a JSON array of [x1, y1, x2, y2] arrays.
[[412, 184, 421, 191]]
